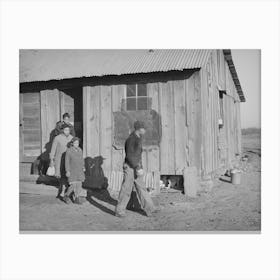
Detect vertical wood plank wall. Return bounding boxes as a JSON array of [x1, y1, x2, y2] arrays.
[[20, 92, 42, 161], [200, 50, 242, 176], [83, 76, 202, 174], [159, 81, 175, 174], [82, 72, 203, 191], [146, 83, 160, 172], [83, 85, 126, 192], [40, 89, 60, 152]]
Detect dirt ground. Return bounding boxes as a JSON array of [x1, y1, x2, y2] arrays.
[[20, 133, 261, 232]]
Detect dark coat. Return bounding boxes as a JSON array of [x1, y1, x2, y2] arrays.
[[65, 146, 85, 182], [124, 132, 143, 169]]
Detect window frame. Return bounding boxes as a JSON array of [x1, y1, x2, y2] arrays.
[[126, 83, 148, 111]]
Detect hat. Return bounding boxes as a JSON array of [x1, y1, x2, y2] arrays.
[[134, 120, 145, 130], [90, 156, 106, 167], [61, 123, 70, 130], [71, 137, 80, 143]]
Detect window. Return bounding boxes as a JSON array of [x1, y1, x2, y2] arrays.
[[126, 83, 148, 111]]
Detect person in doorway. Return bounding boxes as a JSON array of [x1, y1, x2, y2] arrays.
[[54, 120, 64, 137], [62, 113, 75, 136], [63, 137, 85, 204], [115, 120, 159, 218], [50, 123, 73, 198]]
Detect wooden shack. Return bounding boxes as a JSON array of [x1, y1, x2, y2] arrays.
[[19, 49, 245, 193]]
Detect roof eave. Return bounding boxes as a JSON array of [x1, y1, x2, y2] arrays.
[[223, 49, 246, 102]]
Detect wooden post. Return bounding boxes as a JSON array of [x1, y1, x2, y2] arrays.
[[40, 89, 60, 153], [183, 166, 198, 197], [153, 171, 161, 195]]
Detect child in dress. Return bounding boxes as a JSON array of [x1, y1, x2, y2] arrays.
[[63, 137, 85, 204]]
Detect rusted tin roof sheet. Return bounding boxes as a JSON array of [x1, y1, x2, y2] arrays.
[[19, 49, 211, 83]]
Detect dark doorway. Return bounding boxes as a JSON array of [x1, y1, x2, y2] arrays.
[[160, 175, 184, 192], [60, 87, 83, 145]]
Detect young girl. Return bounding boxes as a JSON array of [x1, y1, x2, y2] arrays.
[[63, 137, 85, 204]]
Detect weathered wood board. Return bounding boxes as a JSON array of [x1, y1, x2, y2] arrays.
[[159, 81, 175, 174], [147, 83, 160, 172], [83, 86, 100, 158], [100, 85, 112, 171], [111, 85, 126, 171], [20, 92, 41, 160], [174, 80, 187, 174]]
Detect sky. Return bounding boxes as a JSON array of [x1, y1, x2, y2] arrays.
[[231, 49, 261, 128]]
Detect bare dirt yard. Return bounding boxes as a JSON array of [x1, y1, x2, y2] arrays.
[[20, 133, 261, 232]]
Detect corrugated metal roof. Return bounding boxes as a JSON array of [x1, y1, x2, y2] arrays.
[[19, 49, 211, 83], [19, 49, 245, 102]]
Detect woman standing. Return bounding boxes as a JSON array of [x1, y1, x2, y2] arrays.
[[63, 137, 85, 204], [49, 124, 73, 198]]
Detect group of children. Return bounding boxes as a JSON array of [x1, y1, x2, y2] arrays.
[[49, 113, 85, 204]]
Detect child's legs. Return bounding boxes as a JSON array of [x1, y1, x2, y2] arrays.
[[65, 182, 75, 197], [73, 182, 82, 198], [57, 178, 67, 197]]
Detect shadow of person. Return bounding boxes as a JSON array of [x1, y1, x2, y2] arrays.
[[83, 156, 118, 213], [33, 127, 59, 176], [83, 156, 109, 190], [36, 174, 60, 187], [219, 176, 231, 183], [86, 196, 116, 216], [35, 135, 61, 187], [35, 124, 62, 187], [87, 188, 117, 206]]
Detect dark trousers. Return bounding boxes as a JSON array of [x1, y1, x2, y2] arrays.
[[115, 163, 155, 214]]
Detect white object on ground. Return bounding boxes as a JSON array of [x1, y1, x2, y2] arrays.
[[46, 166, 55, 176]]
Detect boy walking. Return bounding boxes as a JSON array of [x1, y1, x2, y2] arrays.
[[115, 121, 159, 217]]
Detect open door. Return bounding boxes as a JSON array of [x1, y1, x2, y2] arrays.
[[40, 89, 76, 154], [59, 87, 83, 141], [60, 91, 75, 123]]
